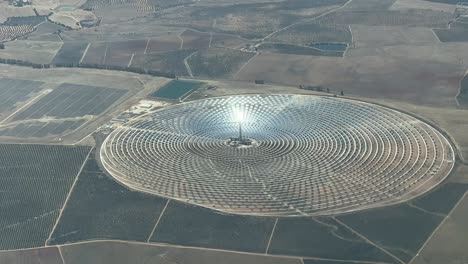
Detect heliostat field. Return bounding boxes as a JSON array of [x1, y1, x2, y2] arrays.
[[100, 95, 454, 217]]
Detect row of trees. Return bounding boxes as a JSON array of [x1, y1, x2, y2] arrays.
[[0, 57, 176, 78]]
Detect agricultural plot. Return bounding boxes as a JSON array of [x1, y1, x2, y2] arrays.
[[48, 152, 168, 244], [0, 24, 34, 42], [81, 42, 107, 65], [342, 0, 397, 10], [103, 39, 148, 66], [267, 22, 351, 47], [107, 39, 147, 55], [150, 201, 276, 253], [82, 0, 193, 12], [23, 21, 65, 41], [422, 0, 460, 3], [131, 49, 195, 76], [150, 80, 202, 100], [350, 25, 438, 48], [434, 22, 468, 42], [52, 42, 89, 66], [0, 78, 43, 116], [4, 16, 47, 26], [0, 144, 91, 249], [180, 29, 210, 50], [0, 40, 63, 64], [60, 241, 301, 264], [309, 43, 347, 51], [211, 33, 251, 49], [13, 83, 127, 121], [336, 184, 468, 263], [411, 183, 468, 214], [318, 9, 453, 27], [267, 217, 395, 263], [188, 48, 256, 78], [0, 247, 63, 264], [412, 192, 468, 264], [104, 52, 132, 67], [258, 43, 343, 57], [146, 35, 181, 53], [82, 0, 156, 13], [0, 120, 85, 138], [158, 0, 347, 38], [457, 71, 468, 107]]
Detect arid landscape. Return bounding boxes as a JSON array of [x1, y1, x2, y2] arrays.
[[0, 0, 467, 263]]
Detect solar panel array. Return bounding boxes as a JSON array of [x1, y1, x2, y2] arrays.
[[100, 95, 454, 216]]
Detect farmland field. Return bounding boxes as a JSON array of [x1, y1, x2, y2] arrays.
[[131, 49, 195, 76], [211, 33, 251, 49], [81, 42, 107, 65], [0, 144, 91, 249], [342, 0, 397, 10], [146, 36, 181, 53], [107, 39, 147, 55], [188, 48, 256, 78], [457, 71, 468, 107], [335, 184, 468, 264], [13, 83, 127, 121], [317, 9, 453, 27], [434, 22, 468, 42], [60, 241, 302, 264], [412, 192, 468, 264], [48, 152, 168, 244], [150, 80, 202, 100], [268, 217, 395, 263], [267, 22, 352, 46], [0, 24, 34, 42], [309, 43, 347, 51], [157, 0, 347, 38], [180, 29, 210, 50], [23, 21, 65, 41], [150, 201, 276, 253], [4, 16, 47, 26], [52, 42, 89, 66], [258, 43, 344, 57], [0, 247, 63, 264]]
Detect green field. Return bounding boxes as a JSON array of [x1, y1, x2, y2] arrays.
[[151, 80, 203, 100]]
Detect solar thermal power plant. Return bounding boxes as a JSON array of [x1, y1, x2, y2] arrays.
[[101, 94, 454, 217]]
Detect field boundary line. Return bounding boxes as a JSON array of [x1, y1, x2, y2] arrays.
[[79, 43, 91, 65], [146, 200, 170, 242], [178, 33, 184, 49], [0, 238, 392, 263], [454, 68, 468, 107], [144, 38, 150, 54], [58, 246, 66, 264], [409, 191, 468, 264], [333, 217, 405, 264], [209, 32, 213, 48], [265, 218, 278, 254], [128, 54, 135, 68], [103, 43, 109, 64], [183, 51, 197, 77], [260, 0, 354, 41], [45, 147, 94, 246], [233, 53, 258, 80], [430, 28, 441, 43]]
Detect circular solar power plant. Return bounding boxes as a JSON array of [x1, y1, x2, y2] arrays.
[[100, 95, 454, 216]]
